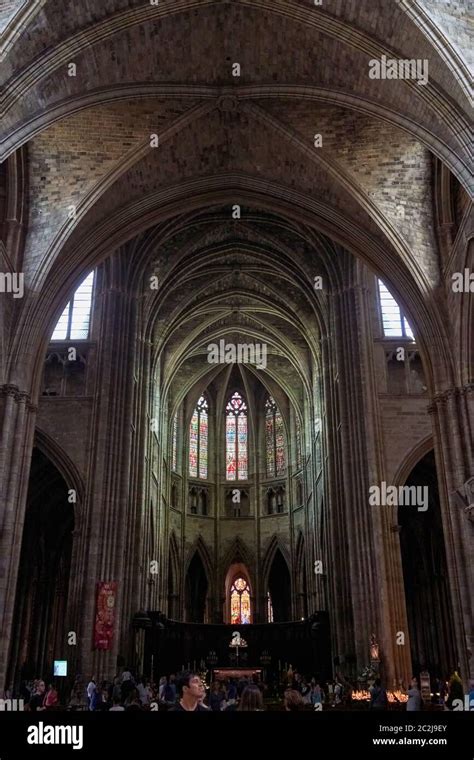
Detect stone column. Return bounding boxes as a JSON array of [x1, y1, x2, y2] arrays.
[[327, 275, 414, 687], [321, 312, 357, 677], [0, 384, 37, 690], [69, 255, 136, 681], [429, 385, 474, 684], [331, 284, 380, 676]]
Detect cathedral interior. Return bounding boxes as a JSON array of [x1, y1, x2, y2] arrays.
[[0, 0, 472, 697]]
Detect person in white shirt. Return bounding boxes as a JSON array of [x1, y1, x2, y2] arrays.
[[136, 678, 149, 705]]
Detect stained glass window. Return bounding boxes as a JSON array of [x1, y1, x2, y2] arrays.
[[51, 271, 95, 340], [267, 591, 274, 623], [230, 577, 251, 624], [189, 395, 208, 479], [265, 396, 286, 477], [226, 392, 248, 480], [295, 415, 302, 470], [171, 413, 178, 471], [378, 280, 414, 339]]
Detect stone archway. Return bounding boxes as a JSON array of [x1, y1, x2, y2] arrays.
[[7, 447, 74, 693], [267, 549, 292, 623], [398, 450, 457, 681], [184, 552, 208, 624]]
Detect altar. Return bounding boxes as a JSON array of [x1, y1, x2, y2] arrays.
[[213, 668, 262, 680]]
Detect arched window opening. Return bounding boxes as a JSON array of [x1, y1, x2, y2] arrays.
[[230, 577, 251, 624], [189, 395, 209, 479], [51, 271, 95, 340], [226, 392, 248, 480], [295, 415, 302, 469], [267, 591, 274, 623], [265, 396, 286, 477], [171, 413, 178, 471], [378, 279, 414, 339]]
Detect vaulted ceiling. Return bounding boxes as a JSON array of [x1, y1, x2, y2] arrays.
[[140, 207, 340, 412], [1, 0, 471, 394]]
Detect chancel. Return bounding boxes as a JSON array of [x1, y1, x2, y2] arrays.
[[0, 0, 472, 708]]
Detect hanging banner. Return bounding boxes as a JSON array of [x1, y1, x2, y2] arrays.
[[93, 581, 117, 650]]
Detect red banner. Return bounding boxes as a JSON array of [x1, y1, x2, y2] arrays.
[[93, 582, 117, 650]]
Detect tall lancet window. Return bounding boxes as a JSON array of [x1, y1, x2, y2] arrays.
[[378, 279, 414, 339], [265, 396, 286, 477], [230, 577, 251, 624], [171, 412, 178, 472], [189, 395, 209, 479], [267, 591, 274, 623], [51, 271, 95, 340], [295, 415, 302, 470], [226, 392, 248, 480]]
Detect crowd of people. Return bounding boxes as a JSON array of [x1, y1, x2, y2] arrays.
[[6, 668, 470, 712]]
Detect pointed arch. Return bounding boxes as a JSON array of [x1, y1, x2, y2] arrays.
[[262, 535, 291, 583], [184, 535, 213, 582], [397, 451, 457, 677], [220, 539, 255, 624], [392, 434, 434, 490], [184, 535, 213, 622], [221, 536, 254, 575], [295, 532, 308, 619], [34, 427, 84, 527], [167, 531, 180, 620], [263, 536, 292, 623], [7, 446, 75, 689]]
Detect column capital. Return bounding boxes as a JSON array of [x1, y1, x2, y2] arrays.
[[0, 383, 33, 405], [429, 383, 473, 410]]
